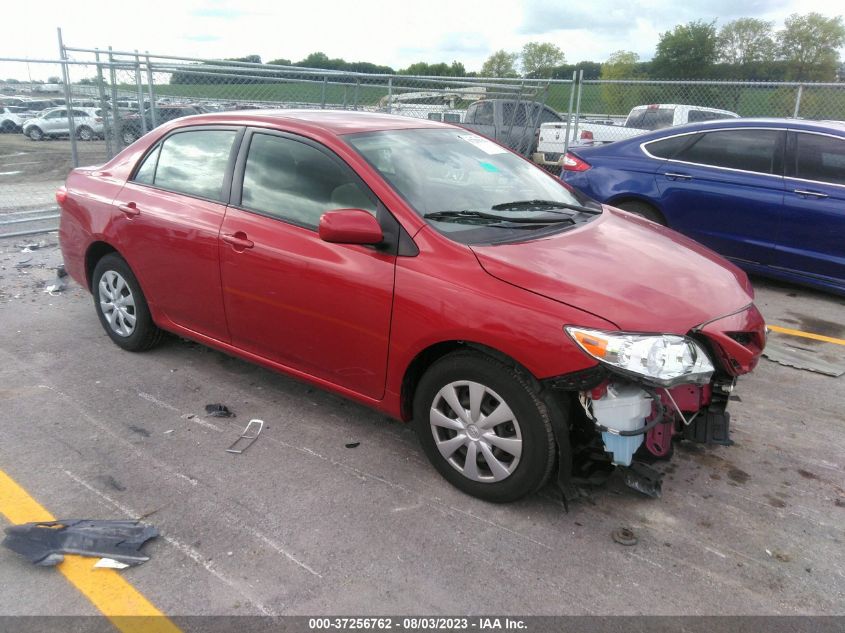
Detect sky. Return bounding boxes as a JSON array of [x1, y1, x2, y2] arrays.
[[1, 0, 843, 80]]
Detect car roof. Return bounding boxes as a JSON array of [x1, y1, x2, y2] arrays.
[[165, 109, 451, 135], [643, 117, 845, 139]]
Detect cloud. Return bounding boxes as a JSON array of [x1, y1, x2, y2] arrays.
[[183, 34, 222, 42], [191, 7, 246, 18]]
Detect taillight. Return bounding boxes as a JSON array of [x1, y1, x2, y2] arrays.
[[579, 130, 594, 140], [55, 186, 68, 205], [561, 152, 591, 172]]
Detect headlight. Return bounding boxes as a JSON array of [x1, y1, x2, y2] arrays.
[[565, 326, 714, 387]]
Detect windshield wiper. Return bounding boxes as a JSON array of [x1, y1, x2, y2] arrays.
[[423, 210, 574, 225], [490, 199, 599, 214]]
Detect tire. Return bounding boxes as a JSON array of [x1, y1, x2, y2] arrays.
[[413, 351, 556, 503], [614, 200, 666, 225], [122, 130, 139, 145], [91, 253, 165, 352], [27, 126, 43, 141], [78, 126, 94, 141], [1, 120, 15, 133]]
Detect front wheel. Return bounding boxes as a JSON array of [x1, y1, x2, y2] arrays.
[[92, 253, 164, 352], [27, 126, 43, 141], [78, 126, 95, 141], [413, 351, 556, 503]]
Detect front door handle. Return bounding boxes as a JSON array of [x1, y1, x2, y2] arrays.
[[664, 172, 692, 181], [793, 189, 828, 199], [222, 232, 254, 251], [118, 202, 140, 217]]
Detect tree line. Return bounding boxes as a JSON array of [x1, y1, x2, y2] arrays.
[[162, 12, 842, 85]]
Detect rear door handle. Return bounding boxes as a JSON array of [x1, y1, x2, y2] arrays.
[[221, 232, 254, 250], [793, 189, 828, 199], [117, 202, 140, 217], [664, 172, 692, 181]]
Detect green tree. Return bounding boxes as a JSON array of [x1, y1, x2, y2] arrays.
[[521, 42, 565, 78], [479, 50, 518, 77], [651, 20, 718, 78], [777, 13, 845, 81], [718, 18, 775, 65], [600, 51, 641, 114], [399, 61, 464, 76], [47, 76, 62, 84]]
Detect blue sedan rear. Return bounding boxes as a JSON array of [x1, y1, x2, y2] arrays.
[[560, 118, 845, 295]]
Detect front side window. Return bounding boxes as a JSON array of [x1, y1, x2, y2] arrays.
[[133, 129, 236, 201], [795, 133, 845, 186], [240, 133, 376, 229], [674, 129, 782, 174]]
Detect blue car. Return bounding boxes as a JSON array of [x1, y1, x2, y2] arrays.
[[560, 118, 845, 295]]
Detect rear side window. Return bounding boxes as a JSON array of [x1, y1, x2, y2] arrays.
[[133, 129, 236, 201], [795, 133, 845, 185], [675, 129, 782, 174], [645, 134, 698, 159], [240, 133, 376, 229]]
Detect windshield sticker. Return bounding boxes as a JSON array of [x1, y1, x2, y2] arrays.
[[458, 134, 509, 155], [478, 161, 500, 173]]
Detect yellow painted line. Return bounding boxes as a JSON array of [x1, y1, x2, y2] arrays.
[[0, 469, 181, 633], [769, 324, 845, 347]]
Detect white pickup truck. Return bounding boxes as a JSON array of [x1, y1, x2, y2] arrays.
[[534, 104, 739, 169]]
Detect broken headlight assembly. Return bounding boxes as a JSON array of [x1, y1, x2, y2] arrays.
[[565, 327, 714, 388]]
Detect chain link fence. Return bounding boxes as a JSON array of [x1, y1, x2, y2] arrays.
[[3, 43, 845, 235]]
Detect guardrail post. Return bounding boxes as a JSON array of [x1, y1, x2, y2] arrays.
[[793, 84, 803, 118], [563, 71, 576, 154], [108, 47, 124, 149], [571, 69, 584, 142], [134, 50, 147, 134], [57, 28, 79, 167], [95, 49, 113, 158], [146, 52, 157, 127]]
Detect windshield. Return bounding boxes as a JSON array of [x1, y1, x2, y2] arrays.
[[346, 128, 600, 244]]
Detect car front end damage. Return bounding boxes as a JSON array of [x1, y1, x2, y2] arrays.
[[545, 304, 765, 500]]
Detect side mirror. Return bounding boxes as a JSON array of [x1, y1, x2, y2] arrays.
[[319, 209, 383, 245]]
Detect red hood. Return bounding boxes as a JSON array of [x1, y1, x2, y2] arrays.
[[471, 207, 755, 334]]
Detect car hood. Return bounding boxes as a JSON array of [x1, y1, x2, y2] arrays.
[[470, 207, 754, 334]]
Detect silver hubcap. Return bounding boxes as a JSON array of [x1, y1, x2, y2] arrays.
[[98, 271, 136, 337], [429, 381, 522, 483]]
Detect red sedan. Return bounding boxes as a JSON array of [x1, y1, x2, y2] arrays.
[[57, 110, 765, 503]]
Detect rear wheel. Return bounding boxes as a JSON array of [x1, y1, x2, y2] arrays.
[[92, 253, 164, 352], [614, 200, 666, 225], [77, 126, 95, 141], [27, 126, 43, 141], [122, 130, 139, 145], [1, 120, 15, 133], [413, 351, 556, 503]]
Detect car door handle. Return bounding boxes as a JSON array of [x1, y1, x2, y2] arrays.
[[664, 172, 692, 181], [793, 189, 828, 199], [117, 202, 140, 217], [221, 232, 254, 250]]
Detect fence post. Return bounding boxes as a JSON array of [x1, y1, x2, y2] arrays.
[[353, 79, 360, 110], [108, 47, 124, 149], [56, 28, 79, 168], [321, 75, 327, 109], [504, 80, 526, 151], [793, 84, 803, 118], [145, 52, 157, 127], [95, 49, 113, 158], [563, 71, 576, 154], [386, 76, 393, 113], [342, 85, 348, 109], [571, 70, 584, 142], [134, 50, 147, 134]]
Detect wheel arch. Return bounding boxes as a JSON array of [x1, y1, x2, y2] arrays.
[[399, 340, 539, 422], [606, 195, 668, 225], [84, 241, 121, 291]]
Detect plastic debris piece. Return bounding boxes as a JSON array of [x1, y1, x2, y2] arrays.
[[763, 340, 845, 377], [205, 403, 235, 418], [2, 520, 158, 567], [612, 527, 638, 546], [94, 557, 130, 570], [45, 265, 69, 295], [226, 419, 264, 454], [345, 442, 360, 449]]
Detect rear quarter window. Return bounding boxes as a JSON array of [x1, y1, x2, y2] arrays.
[[644, 134, 699, 159]]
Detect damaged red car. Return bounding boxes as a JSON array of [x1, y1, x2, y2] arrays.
[[57, 111, 766, 503]]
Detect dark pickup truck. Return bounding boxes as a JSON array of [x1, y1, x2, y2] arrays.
[[459, 99, 564, 156]]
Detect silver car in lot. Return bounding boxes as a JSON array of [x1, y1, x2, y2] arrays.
[[0, 107, 24, 132], [21, 107, 104, 141]]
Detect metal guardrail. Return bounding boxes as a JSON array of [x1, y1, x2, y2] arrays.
[[0, 209, 60, 239]]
